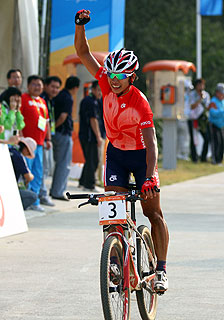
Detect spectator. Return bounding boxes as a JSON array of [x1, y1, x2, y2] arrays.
[[188, 78, 210, 162], [0, 104, 19, 144], [208, 83, 224, 165], [79, 80, 103, 191], [9, 137, 38, 210], [176, 79, 192, 160], [50, 76, 80, 200], [0, 69, 23, 102], [21, 75, 51, 212], [39, 76, 62, 206], [0, 87, 25, 140]]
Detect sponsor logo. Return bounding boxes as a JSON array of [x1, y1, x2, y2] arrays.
[[140, 133, 146, 148], [0, 195, 5, 227], [120, 103, 126, 108], [140, 120, 151, 126], [28, 100, 44, 108], [109, 175, 117, 182]]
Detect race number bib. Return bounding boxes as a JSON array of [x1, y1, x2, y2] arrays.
[[99, 195, 127, 225], [38, 115, 47, 131]]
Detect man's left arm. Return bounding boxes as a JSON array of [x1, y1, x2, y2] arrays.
[[142, 127, 158, 178], [141, 127, 159, 199]]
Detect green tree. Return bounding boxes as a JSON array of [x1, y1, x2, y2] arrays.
[[125, 0, 224, 95]]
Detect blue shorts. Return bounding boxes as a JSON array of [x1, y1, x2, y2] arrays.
[[105, 142, 147, 190]]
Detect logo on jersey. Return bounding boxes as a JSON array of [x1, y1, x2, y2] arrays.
[[28, 100, 44, 108], [140, 120, 151, 126], [120, 103, 126, 109], [109, 175, 117, 182]]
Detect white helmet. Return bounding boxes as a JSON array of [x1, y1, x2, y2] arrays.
[[104, 48, 139, 74]]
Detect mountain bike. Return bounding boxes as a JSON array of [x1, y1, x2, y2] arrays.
[[66, 186, 158, 320]]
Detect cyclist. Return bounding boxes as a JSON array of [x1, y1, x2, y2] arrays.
[[74, 9, 169, 293]]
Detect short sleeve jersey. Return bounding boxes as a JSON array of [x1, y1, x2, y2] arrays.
[[95, 67, 154, 150], [21, 93, 49, 145], [54, 89, 74, 136], [79, 95, 100, 142]]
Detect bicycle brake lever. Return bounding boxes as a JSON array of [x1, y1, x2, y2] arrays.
[[78, 198, 99, 208], [78, 201, 89, 208]]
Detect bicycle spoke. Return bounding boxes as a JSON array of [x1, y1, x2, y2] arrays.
[[100, 236, 130, 320], [136, 225, 158, 320]]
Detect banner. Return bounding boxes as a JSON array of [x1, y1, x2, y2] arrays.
[[0, 145, 28, 238], [49, 0, 126, 80], [200, 0, 223, 16]]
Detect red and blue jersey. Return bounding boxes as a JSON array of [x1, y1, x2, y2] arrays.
[[95, 67, 154, 150]]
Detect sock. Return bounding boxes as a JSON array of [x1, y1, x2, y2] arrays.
[[156, 260, 166, 273]]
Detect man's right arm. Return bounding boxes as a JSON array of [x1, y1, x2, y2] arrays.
[[90, 117, 102, 147], [55, 113, 68, 128], [74, 10, 101, 77]]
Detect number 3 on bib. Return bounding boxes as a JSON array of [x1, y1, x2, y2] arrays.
[[98, 196, 127, 225]]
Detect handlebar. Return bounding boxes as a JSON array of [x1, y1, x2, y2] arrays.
[[66, 190, 144, 208], [66, 192, 93, 200]]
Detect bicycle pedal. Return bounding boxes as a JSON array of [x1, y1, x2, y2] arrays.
[[156, 290, 165, 296]]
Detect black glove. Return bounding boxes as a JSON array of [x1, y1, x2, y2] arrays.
[[75, 10, 90, 25]]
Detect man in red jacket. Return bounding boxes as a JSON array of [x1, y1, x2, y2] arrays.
[[21, 75, 51, 212]]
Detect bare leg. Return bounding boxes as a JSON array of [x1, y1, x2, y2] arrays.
[[141, 194, 169, 261], [105, 186, 169, 262]]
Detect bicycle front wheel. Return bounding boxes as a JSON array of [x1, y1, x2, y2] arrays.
[[136, 225, 158, 320], [100, 236, 130, 320]]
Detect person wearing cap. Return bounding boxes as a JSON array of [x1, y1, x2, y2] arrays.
[[208, 83, 224, 164], [9, 137, 38, 210]]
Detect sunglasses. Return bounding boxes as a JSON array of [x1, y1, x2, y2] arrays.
[[107, 72, 133, 80]]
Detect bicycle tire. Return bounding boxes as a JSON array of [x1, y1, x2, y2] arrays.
[[136, 225, 158, 320], [100, 236, 130, 320]]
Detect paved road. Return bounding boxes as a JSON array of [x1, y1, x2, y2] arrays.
[[1, 173, 224, 319]]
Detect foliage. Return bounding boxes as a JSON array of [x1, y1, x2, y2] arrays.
[[154, 118, 163, 154], [125, 0, 224, 153], [125, 0, 224, 96]]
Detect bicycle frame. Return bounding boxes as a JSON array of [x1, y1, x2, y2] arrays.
[[66, 190, 157, 293]]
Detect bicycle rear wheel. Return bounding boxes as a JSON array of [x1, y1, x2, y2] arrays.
[[100, 236, 130, 320], [136, 225, 158, 320]]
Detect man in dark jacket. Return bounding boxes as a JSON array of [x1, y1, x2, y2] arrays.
[[50, 76, 80, 200], [79, 80, 103, 191]]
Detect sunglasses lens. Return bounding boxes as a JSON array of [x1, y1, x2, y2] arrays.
[[107, 73, 128, 80]]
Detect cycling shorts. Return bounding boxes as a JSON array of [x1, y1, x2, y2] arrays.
[[105, 142, 159, 190]]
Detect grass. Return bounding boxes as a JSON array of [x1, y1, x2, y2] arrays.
[[158, 159, 224, 186]]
